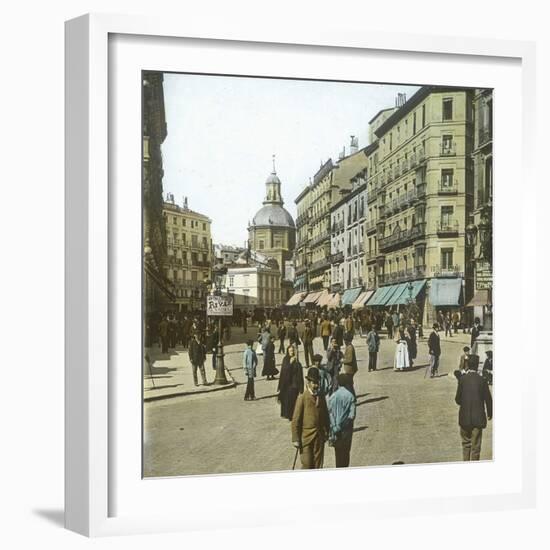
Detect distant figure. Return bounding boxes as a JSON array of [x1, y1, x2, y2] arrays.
[[326, 337, 343, 394], [277, 321, 287, 354], [328, 373, 356, 468], [394, 329, 410, 371], [261, 335, 278, 380], [332, 320, 344, 348], [291, 367, 330, 469], [277, 344, 304, 420], [313, 353, 332, 398], [320, 315, 332, 351], [158, 316, 169, 354], [427, 324, 441, 378], [243, 339, 258, 400], [342, 334, 358, 394], [385, 313, 394, 339], [454, 346, 470, 381], [455, 355, 493, 461], [188, 333, 208, 386], [471, 317, 482, 350], [482, 350, 493, 386], [302, 320, 315, 369], [287, 322, 301, 359], [366, 325, 380, 372]]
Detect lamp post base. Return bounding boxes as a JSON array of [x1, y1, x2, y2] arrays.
[[213, 345, 230, 385]]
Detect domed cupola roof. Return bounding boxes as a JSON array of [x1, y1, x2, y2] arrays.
[[250, 156, 295, 229]]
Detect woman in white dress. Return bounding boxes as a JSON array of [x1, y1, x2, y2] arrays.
[[394, 328, 410, 371]]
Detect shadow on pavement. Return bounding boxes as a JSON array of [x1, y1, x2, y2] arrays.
[[33, 509, 65, 528], [149, 366, 178, 375], [144, 384, 181, 391], [353, 425, 369, 433], [255, 393, 279, 401], [356, 395, 389, 407]]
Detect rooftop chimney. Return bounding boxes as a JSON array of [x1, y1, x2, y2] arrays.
[[395, 93, 407, 108], [350, 135, 359, 154]]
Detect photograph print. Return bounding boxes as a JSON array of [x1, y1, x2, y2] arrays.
[[142, 71, 493, 477]]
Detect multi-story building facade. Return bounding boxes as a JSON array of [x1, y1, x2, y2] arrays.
[[143, 72, 175, 342], [366, 86, 475, 324], [163, 195, 213, 312], [221, 263, 282, 310], [468, 88, 493, 328], [330, 169, 368, 293], [295, 140, 369, 293]]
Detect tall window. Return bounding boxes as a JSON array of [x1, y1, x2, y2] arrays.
[[442, 98, 453, 121], [441, 248, 454, 270], [441, 206, 454, 226], [413, 112, 417, 134], [191, 234, 198, 247], [422, 104, 426, 127], [229, 275, 234, 287], [442, 134, 453, 154], [191, 271, 198, 281], [441, 168, 454, 189], [259, 240, 264, 250]]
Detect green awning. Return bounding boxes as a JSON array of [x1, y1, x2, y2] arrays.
[[367, 285, 394, 306], [341, 286, 363, 306], [430, 278, 463, 306], [385, 283, 408, 306], [389, 280, 427, 306]]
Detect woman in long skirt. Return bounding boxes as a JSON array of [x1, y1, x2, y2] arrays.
[[277, 344, 304, 420], [394, 329, 410, 371], [261, 335, 279, 380]]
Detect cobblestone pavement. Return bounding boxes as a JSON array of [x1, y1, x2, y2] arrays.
[[143, 331, 492, 477]]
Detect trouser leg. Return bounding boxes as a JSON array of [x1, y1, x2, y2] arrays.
[[461, 427, 473, 461], [192, 363, 198, 385], [199, 363, 207, 385], [322, 336, 329, 350], [313, 435, 325, 468], [300, 444, 314, 469], [470, 427, 483, 460], [334, 436, 352, 467]]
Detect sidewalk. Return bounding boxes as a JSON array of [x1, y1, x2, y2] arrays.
[[144, 344, 238, 402]]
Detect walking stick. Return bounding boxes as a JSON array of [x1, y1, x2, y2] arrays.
[[292, 447, 299, 470]]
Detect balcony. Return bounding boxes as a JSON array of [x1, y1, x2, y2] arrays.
[[309, 232, 330, 248], [416, 182, 427, 199], [378, 223, 426, 252], [436, 220, 459, 236], [417, 148, 426, 162], [328, 251, 344, 264], [365, 219, 377, 234], [438, 180, 459, 194], [432, 265, 464, 278], [192, 260, 211, 268], [295, 265, 308, 276], [309, 257, 331, 273], [351, 245, 358, 256], [365, 248, 377, 261], [478, 127, 492, 147], [440, 142, 457, 156]]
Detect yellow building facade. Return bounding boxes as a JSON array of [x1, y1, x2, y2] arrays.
[[365, 86, 475, 324], [163, 195, 213, 312]]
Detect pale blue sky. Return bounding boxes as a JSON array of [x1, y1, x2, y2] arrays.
[[161, 73, 420, 246]]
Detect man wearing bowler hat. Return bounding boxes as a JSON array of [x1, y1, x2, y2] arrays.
[[455, 354, 493, 461], [291, 367, 330, 469]]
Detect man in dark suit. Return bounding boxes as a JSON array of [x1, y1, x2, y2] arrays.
[[470, 317, 482, 349], [427, 324, 441, 378], [455, 355, 493, 461]]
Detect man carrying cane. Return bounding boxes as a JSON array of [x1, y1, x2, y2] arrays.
[[291, 367, 330, 469]]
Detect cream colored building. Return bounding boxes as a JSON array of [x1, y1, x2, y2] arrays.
[[163, 195, 213, 311], [365, 87, 475, 324], [294, 140, 369, 293]]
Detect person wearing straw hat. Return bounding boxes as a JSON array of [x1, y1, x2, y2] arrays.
[[291, 367, 330, 469]]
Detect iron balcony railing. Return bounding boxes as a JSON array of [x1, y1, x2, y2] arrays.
[[478, 127, 492, 147], [432, 265, 464, 278], [436, 220, 460, 235], [309, 257, 331, 272], [438, 180, 459, 194], [440, 142, 457, 156], [365, 219, 377, 233], [378, 223, 426, 252], [328, 251, 344, 264]]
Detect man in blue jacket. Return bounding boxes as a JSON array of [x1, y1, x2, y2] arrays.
[[243, 339, 258, 401], [328, 374, 356, 468]]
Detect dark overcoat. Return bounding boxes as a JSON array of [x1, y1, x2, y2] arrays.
[[455, 371, 493, 429]]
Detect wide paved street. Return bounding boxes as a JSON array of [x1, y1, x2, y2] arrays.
[[143, 330, 492, 477]]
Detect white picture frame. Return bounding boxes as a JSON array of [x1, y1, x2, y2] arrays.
[[65, 13, 537, 537]]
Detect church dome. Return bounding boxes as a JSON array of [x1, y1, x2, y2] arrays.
[[265, 172, 281, 185], [252, 204, 295, 228]]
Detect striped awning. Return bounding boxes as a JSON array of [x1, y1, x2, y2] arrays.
[[316, 290, 331, 307], [352, 290, 375, 309], [286, 292, 307, 306], [327, 292, 341, 309], [386, 280, 427, 306], [430, 278, 463, 306], [366, 285, 394, 306], [341, 287, 364, 306], [302, 290, 323, 304]]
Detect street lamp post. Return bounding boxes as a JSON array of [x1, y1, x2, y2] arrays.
[[210, 265, 230, 385]]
